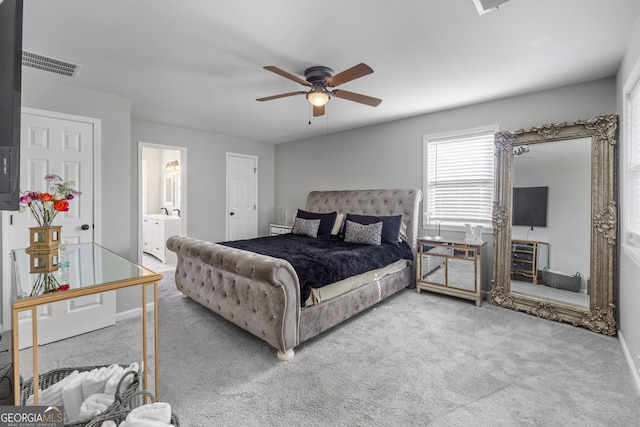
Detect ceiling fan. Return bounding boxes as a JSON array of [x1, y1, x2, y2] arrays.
[[256, 63, 382, 117]]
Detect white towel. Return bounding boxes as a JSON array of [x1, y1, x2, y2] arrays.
[[25, 370, 80, 406], [102, 365, 124, 394], [119, 402, 174, 427], [61, 370, 90, 423], [105, 363, 138, 395], [82, 364, 122, 399], [78, 392, 115, 420]]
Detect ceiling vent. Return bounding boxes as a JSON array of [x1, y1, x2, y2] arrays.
[[472, 0, 510, 15], [22, 50, 79, 77]]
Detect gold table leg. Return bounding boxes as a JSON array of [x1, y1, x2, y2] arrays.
[[154, 281, 159, 400], [12, 308, 19, 405], [12, 307, 40, 405], [32, 307, 39, 405], [142, 284, 148, 394], [141, 282, 160, 401]]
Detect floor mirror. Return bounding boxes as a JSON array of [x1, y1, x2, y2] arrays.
[[490, 114, 618, 335]]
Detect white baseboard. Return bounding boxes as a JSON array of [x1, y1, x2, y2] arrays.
[[116, 301, 155, 322], [0, 302, 154, 333], [618, 330, 640, 398]]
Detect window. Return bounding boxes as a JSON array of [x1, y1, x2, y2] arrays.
[[423, 125, 498, 230], [625, 77, 640, 259]]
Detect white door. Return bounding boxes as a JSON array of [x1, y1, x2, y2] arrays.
[[1, 109, 115, 348], [226, 153, 257, 240]]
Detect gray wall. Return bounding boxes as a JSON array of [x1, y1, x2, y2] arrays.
[[616, 16, 640, 390], [275, 77, 616, 294], [276, 78, 615, 209]]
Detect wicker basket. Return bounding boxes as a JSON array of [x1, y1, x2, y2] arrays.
[[541, 268, 581, 292], [21, 365, 140, 427], [85, 390, 180, 427]]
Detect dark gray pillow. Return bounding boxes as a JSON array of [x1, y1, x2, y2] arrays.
[[291, 217, 321, 238], [344, 220, 383, 245], [296, 209, 338, 236], [343, 213, 403, 246]]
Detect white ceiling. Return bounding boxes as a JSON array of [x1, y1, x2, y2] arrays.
[[21, 0, 640, 144]]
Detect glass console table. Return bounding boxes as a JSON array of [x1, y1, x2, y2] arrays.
[[11, 243, 163, 405]]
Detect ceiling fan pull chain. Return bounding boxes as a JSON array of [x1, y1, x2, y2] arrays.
[[325, 108, 329, 137]]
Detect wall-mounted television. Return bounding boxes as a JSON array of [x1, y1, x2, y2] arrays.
[[0, 0, 23, 211], [512, 186, 548, 228]]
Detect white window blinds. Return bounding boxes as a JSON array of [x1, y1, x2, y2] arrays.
[[424, 127, 497, 227], [628, 80, 640, 247]]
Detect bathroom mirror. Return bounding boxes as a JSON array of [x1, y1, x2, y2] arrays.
[[163, 174, 174, 206], [490, 115, 618, 335]]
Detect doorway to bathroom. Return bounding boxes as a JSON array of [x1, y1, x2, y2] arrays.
[[138, 142, 187, 272]]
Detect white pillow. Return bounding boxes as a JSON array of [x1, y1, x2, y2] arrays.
[[398, 220, 407, 242], [331, 213, 345, 235]]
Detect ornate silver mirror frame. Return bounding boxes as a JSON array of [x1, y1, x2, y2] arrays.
[[490, 115, 618, 335]]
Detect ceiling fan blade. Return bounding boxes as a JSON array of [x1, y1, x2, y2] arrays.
[[326, 63, 373, 87], [332, 90, 382, 107], [256, 91, 306, 102], [263, 66, 311, 87], [313, 104, 325, 117]]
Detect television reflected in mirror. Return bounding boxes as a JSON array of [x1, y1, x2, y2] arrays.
[[512, 186, 548, 228]]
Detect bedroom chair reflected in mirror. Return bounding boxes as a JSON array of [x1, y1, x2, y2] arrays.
[[490, 115, 618, 335]]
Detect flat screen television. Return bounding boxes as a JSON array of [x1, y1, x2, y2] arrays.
[[0, 0, 23, 211], [512, 186, 548, 228]]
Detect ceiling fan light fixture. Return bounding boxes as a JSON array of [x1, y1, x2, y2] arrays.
[[306, 89, 330, 107], [259, 63, 380, 116]]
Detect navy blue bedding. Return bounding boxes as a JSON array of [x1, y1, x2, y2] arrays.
[[220, 234, 413, 305]]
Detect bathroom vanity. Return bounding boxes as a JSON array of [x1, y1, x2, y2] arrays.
[[143, 214, 181, 263]]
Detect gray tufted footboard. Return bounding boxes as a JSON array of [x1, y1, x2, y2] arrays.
[[166, 189, 422, 360], [166, 236, 301, 358]]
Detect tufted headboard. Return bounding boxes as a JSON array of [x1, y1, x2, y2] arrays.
[[304, 189, 423, 256]]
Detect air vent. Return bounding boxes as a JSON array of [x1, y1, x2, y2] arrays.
[[22, 50, 79, 77], [472, 0, 510, 15]]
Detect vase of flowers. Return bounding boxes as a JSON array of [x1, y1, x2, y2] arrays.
[[20, 174, 81, 251]]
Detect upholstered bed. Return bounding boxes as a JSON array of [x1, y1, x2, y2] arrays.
[[166, 189, 422, 360]]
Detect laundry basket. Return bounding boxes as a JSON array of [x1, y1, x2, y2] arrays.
[[85, 389, 180, 427], [541, 268, 581, 292], [20, 365, 140, 427]]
